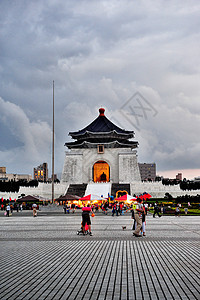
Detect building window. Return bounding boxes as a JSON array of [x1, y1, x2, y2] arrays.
[[98, 145, 104, 153]]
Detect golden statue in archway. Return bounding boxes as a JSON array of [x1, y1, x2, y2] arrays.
[[93, 161, 109, 182]]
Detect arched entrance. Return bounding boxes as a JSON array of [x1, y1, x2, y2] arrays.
[[93, 161, 110, 182]]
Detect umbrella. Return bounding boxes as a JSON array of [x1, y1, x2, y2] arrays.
[[79, 194, 107, 201], [115, 194, 137, 201], [138, 193, 152, 200], [143, 192, 152, 199], [32, 203, 37, 208]]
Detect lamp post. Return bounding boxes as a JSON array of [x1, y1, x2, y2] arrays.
[[52, 80, 55, 204]]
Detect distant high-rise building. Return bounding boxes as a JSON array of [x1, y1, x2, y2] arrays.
[[176, 173, 182, 181], [0, 167, 6, 174], [138, 163, 156, 181], [34, 163, 48, 182]]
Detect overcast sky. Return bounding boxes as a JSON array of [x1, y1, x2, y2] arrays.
[[0, 0, 200, 179]]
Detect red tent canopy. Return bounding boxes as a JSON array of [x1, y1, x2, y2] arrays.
[[79, 194, 106, 201], [115, 194, 137, 201]]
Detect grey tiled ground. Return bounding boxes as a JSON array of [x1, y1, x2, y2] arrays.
[[0, 211, 199, 299]]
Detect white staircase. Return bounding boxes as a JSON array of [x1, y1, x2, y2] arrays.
[[84, 183, 112, 198]]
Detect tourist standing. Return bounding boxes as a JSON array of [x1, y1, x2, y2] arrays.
[[95, 204, 99, 212], [116, 203, 120, 216], [82, 206, 93, 236], [32, 204, 37, 217], [6, 204, 11, 217], [112, 203, 116, 216], [119, 203, 123, 215], [104, 202, 109, 215], [175, 205, 180, 217], [66, 202, 70, 214], [131, 203, 136, 230], [144, 202, 148, 215], [63, 202, 67, 214], [71, 203, 76, 213], [133, 199, 143, 237]]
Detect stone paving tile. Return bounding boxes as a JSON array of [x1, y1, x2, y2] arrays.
[[0, 215, 199, 299]]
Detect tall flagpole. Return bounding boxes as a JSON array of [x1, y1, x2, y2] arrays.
[[52, 80, 55, 204]]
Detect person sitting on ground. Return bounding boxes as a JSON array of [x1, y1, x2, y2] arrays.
[[82, 205, 93, 236]]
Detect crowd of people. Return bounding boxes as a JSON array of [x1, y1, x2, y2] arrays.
[[77, 200, 190, 238], [76, 199, 150, 238], [2, 198, 191, 235], [1, 203, 23, 216]]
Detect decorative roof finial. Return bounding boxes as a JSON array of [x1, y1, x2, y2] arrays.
[[99, 107, 105, 116]]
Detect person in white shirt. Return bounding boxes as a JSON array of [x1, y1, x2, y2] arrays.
[[6, 204, 10, 217]]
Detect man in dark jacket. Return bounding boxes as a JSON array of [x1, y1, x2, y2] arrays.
[[82, 206, 93, 236]]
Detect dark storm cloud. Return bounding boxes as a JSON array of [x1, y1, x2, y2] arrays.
[[0, 0, 200, 178]]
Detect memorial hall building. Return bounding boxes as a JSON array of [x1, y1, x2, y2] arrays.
[[61, 108, 141, 196]]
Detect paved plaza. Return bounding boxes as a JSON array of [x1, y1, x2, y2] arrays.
[[0, 209, 199, 300]]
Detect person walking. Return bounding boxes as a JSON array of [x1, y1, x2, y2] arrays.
[[131, 203, 136, 231], [6, 204, 11, 217], [63, 202, 67, 214], [175, 204, 180, 217], [66, 202, 70, 214], [32, 204, 37, 217], [112, 203, 116, 216], [153, 202, 161, 218], [144, 202, 148, 215], [133, 199, 143, 237], [82, 205, 93, 236], [142, 204, 146, 236], [71, 203, 76, 213], [116, 203, 120, 216]]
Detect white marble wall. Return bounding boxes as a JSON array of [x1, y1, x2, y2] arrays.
[[61, 151, 83, 184], [61, 147, 141, 183], [1, 180, 200, 200], [119, 151, 141, 183], [130, 181, 200, 198]]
